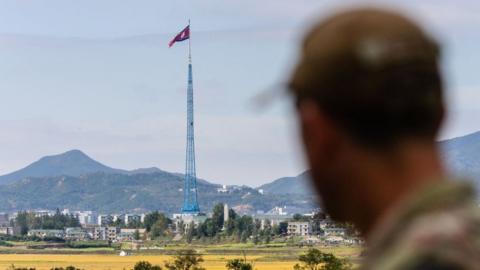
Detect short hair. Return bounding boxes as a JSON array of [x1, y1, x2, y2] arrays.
[[289, 8, 444, 146]]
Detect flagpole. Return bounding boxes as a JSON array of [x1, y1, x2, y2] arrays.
[[188, 19, 192, 64]]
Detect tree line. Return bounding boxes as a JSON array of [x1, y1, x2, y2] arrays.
[[15, 209, 80, 235]]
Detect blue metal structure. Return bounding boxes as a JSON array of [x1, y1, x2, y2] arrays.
[[181, 31, 200, 214]]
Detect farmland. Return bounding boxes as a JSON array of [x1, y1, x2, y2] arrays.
[[0, 245, 362, 270]]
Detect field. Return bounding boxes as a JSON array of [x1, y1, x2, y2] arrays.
[[0, 246, 362, 270], [0, 254, 294, 270]]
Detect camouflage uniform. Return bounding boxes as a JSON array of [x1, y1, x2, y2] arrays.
[[362, 180, 480, 269]]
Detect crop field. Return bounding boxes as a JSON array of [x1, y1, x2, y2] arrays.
[[0, 246, 362, 270], [0, 254, 297, 270]]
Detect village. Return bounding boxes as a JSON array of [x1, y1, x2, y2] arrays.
[[0, 205, 363, 247]]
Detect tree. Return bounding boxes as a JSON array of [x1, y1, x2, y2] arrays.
[[133, 261, 162, 270], [228, 209, 237, 220], [240, 231, 248, 243], [177, 220, 185, 235], [252, 234, 260, 245], [112, 217, 125, 228], [293, 214, 307, 221], [164, 249, 205, 270], [319, 253, 351, 270], [133, 229, 141, 240], [211, 203, 225, 229], [264, 234, 271, 244], [15, 212, 29, 235], [274, 222, 288, 236], [298, 248, 323, 270], [6, 264, 36, 270], [225, 259, 252, 270], [150, 214, 170, 238], [14, 211, 80, 234], [128, 219, 143, 229], [311, 213, 325, 235], [295, 248, 351, 270], [144, 211, 162, 231], [185, 222, 195, 244], [226, 251, 253, 270], [225, 219, 235, 236]]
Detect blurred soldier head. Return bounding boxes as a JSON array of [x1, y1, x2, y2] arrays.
[[289, 8, 445, 234]]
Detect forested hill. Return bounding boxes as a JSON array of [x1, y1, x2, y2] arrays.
[[0, 171, 318, 214]]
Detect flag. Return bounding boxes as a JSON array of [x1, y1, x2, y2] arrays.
[[168, 25, 190, 48]]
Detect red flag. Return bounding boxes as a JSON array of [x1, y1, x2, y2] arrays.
[[168, 25, 190, 48]]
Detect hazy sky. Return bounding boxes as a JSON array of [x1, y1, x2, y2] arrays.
[[0, 0, 479, 186]]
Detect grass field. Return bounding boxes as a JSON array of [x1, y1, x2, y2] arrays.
[[0, 245, 362, 270]]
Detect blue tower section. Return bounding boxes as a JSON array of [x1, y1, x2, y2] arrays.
[[182, 62, 200, 214]]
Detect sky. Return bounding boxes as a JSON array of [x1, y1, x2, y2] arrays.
[[0, 0, 479, 186]]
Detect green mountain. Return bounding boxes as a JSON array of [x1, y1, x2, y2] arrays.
[[0, 172, 317, 214], [0, 150, 318, 213]]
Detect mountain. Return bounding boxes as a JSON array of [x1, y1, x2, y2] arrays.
[[440, 131, 480, 187], [0, 150, 318, 213], [1, 128, 479, 214], [258, 131, 480, 196], [257, 171, 315, 195], [0, 150, 126, 184], [0, 172, 317, 214]]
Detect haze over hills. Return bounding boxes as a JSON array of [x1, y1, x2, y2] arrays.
[[257, 171, 315, 195], [0, 129, 479, 214], [0, 150, 122, 184], [440, 131, 480, 187], [0, 150, 318, 213], [260, 131, 480, 196], [0, 150, 169, 185]]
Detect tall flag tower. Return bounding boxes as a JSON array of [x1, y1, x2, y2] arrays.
[[169, 21, 200, 214]]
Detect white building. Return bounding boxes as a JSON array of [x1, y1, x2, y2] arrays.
[[254, 213, 292, 230], [325, 235, 345, 245], [323, 227, 346, 236], [287, 221, 312, 236], [0, 227, 17, 235], [28, 229, 65, 238], [217, 185, 229, 193], [75, 211, 96, 225], [119, 228, 146, 241], [107, 226, 120, 242], [92, 227, 107, 240], [65, 227, 89, 240], [268, 206, 289, 216], [98, 215, 114, 226], [32, 210, 56, 217], [0, 213, 9, 227], [173, 213, 207, 232]]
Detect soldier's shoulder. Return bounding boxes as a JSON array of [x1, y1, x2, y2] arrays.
[[364, 181, 480, 270]]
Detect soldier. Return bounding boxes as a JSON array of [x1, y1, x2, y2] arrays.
[[288, 8, 480, 269]]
